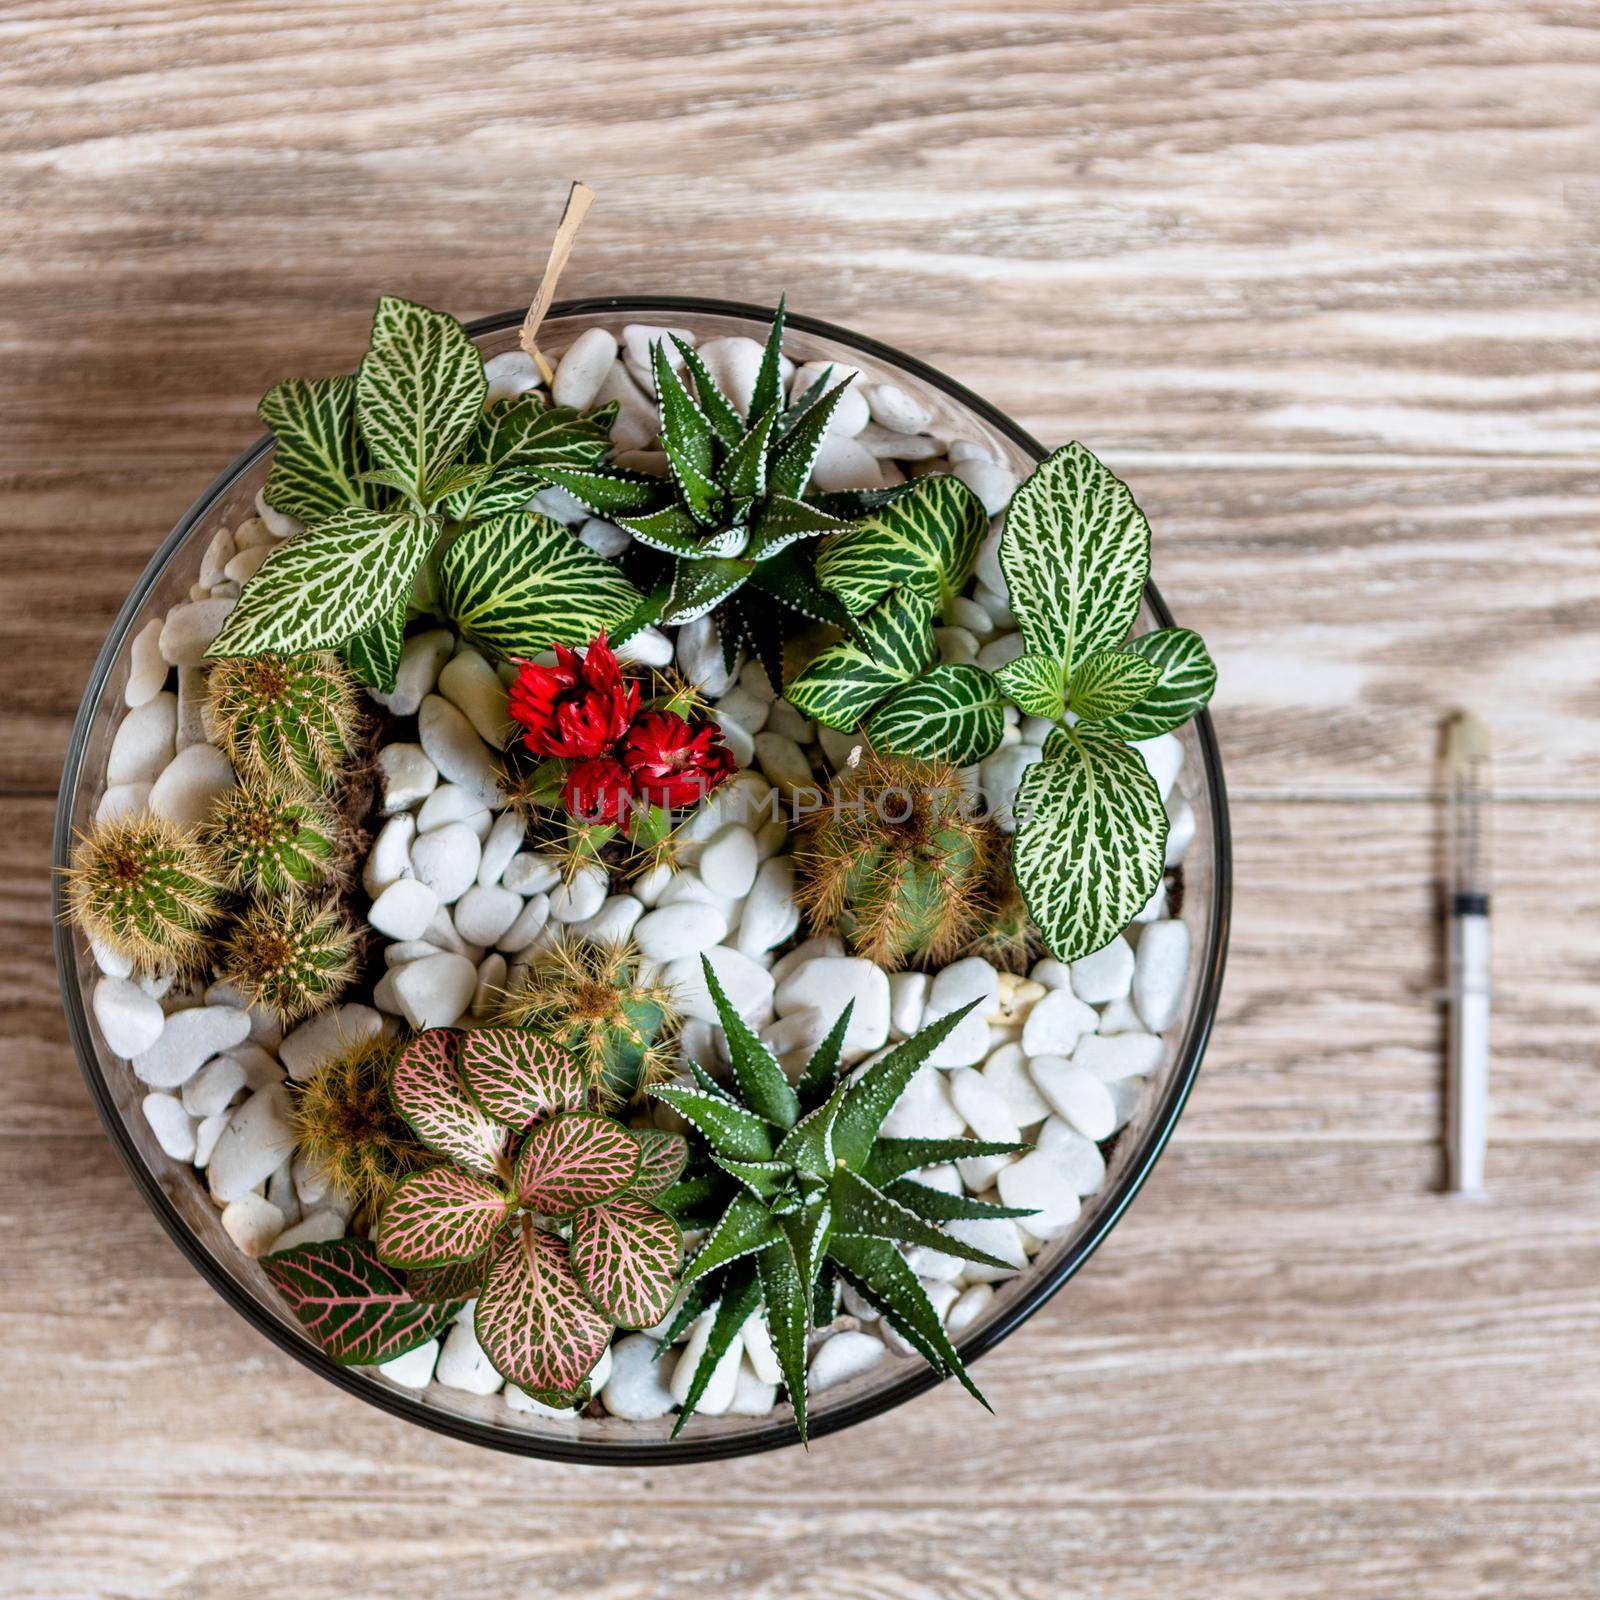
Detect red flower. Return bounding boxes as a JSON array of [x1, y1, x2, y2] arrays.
[[508, 632, 639, 759], [562, 757, 634, 828], [621, 710, 737, 811]]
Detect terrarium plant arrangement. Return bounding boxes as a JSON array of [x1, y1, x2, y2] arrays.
[[63, 189, 1216, 1444]]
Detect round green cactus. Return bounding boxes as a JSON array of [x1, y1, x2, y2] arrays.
[[64, 810, 225, 976], [205, 649, 361, 793], [202, 779, 341, 898], [794, 749, 997, 971], [217, 898, 359, 1024], [495, 936, 680, 1106]]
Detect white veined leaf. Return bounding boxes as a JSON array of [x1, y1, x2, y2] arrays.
[[206, 508, 435, 658], [258, 375, 369, 523], [786, 593, 936, 730], [1067, 647, 1159, 722], [356, 296, 487, 499], [866, 662, 1004, 767], [815, 474, 987, 616], [999, 442, 1150, 672], [438, 511, 642, 659], [1096, 628, 1218, 741], [1011, 726, 1169, 962], [994, 650, 1067, 720], [343, 598, 408, 693], [438, 398, 618, 519]]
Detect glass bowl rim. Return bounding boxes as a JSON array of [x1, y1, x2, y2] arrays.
[[52, 293, 1232, 1465]]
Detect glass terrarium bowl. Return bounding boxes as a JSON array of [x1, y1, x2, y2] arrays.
[[54, 297, 1231, 1463]]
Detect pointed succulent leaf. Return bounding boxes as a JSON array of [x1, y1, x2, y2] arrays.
[[886, 1177, 1036, 1223], [513, 1111, 641, 1215], [629, 1128, 690, 1199], [390, 1029, 507, 1177], [342, 596, 407, 693], [1012, 725, 1168, 962], [437, 396, 617, 519], [263, 1238, 458, 1365], [867, 662, 1004, 767], [670, 336, 744, 448], [832, 999, 982, 1170], [405, 1253, 490, 1304], [659, 556, 755, 626], [830, 1235, 989, 1407], [780, 1198, 833, 1292], [995, 650, 1068, 721], [725, 588, 785, 693], [569, 1196, 682, 1328], [718, 402, 779, 505], [686, 1060, 738, 1104], [683, 1191, 783, 1288], [475, 1224, 613, 1396], [670, 1261, 762, 1437], [709, 1155, 794, 1200], [748, 297, 787, 425], [774, 1074, 850, 1182], [865, 1137, 1029, 1187], [999, 441, 1150, 673], [830, 1165, 1015, 1269], [653, 1085, 775, 1162], [813, 1264, 840, 1328], [785, 593, 935, 730], [653, 342, 721, 521], [815, 473, 987, 616], [258, 375, 368, 522], [206, 507, 434, 658], [797, 999, 853, 1107], [767, 379, 855, 500], [745, 494, 848, 563], [438, 510, 641, 660], [757, 1238, 813, 1443], [1069, 647, 1161, 722], [655, 1272, 716, 1351], [356, 296, 486, 500], [775, 362, 835, 439], [458, 1028, 587, 1129], [531, 464, 666, 518], [1096, 627, 1217, 741], [746, 545, 860, 634], [377, 1166, 511, 1269], [615, 503, 708, 556], [700, 954, 801, 1129]]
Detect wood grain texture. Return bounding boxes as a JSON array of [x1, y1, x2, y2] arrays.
[[2, 2, 1598, 1596]]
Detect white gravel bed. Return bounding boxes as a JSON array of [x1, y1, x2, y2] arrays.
[[80, 322, 1202, 1428]]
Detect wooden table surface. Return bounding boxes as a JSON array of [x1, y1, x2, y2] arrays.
[[4, 4, 1598, 1595]]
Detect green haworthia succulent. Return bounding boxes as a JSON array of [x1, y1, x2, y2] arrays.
[[532, 299, 862, 687], [206, 296, 640, 690], [270, 1025, 688, 1403], [653, 958, 1035, 1444]]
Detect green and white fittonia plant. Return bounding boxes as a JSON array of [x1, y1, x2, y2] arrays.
[[205, 297, 644, 691], [533, 299, 862, 687], [654, 959, 1035, 1443], [266, 1024, 687, 1405], [790, 443, 1216, 962]]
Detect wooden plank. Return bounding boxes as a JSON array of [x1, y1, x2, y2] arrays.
[[16, 794, 1600, 1139], [6, 465, 1599, 798]]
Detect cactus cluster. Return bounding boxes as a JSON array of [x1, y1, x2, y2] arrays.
[[205, 649, 361, 793], [216, 898, 359, 1024], [494, 936, 680, 1106], [288, 1034, 430, 1214], [793, 750, 997, 971], [202, 780, 341, 898], [63, 812, 225, 976]]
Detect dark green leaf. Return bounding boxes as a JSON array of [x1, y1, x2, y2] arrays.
[[700, 954, 801, 1130], [767, 379, 854, 501], [670, 1260, 762, 1437], [995, 650, 1068, 721], [652, 1085, 775, 1163], [756, 1238, 813, 1443], [660, 556, 754, 626], [259, 375, 369, 522], [671, 337, 743, 448], [867, 662, 1005, 766], [785, 592, 935, 731], [796, 1000, 852, 1107], [342, 598, 407, 693], [885, 1177, 1036, 1223], [829, 1166, 1015, 1269], [683, 1191, 783, 1287], [748, 296, 787, 426], [865, 1137, 1028, 1187], [531, 465, 666, 518], [1096, 627, 1217, 742], [718, 403, 778, 504]]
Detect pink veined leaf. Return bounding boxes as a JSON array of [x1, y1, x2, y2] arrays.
[[391, 1028, 507, 1177], [474, 1222, 613, 1396], [459, 1027, 588, 1129], [514, 1111, 641, 1216], [406, 1253, 491, 1305], [262, 1238, 458, 1365], [569, 1196, 683, 1329], [629, 1128, 689, 1199], [377, 1166, 512, 1269]]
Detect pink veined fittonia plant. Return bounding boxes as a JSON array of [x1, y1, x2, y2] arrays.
[[263, 1025, 688, 1406]]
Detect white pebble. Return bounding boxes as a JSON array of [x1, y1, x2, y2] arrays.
[[997, 1150, 1083, 1242], [416, 783, 493, 839], [207, 1082, 296, 1203], [418, 695, 505, 810], [106, 692, 177, 784], [93, 975, 166, 1058], [553, 327, 619, 410], [601, 1332, 678, 1420], [752, 733, 812, 795], [362, 814, 416, 897], [483, 348, 543, 404], [774, 956, 888, 1059], [809, 1329, 887, 1391], [580, 518, 632, 560], [808, 434, 882, 493], [392, 952, 479, 1030], [946, 1283, 993, 1337], [695, 335, 765, 416], [948, 1067, 1023, 1187], [791, 362, 869, 436], [1165, 795, 1196, 868], [1073, 1031, 1163, 1082], [698, 825, 759, 899], [142, 1092, 197, 1161], [1136, 733, 1184, 800], [734, 856, 799, 957], [728, 1360, 778, 1416], [95, 783, 152, 825], [253, 489, 302, 539], [501, 852, 562, 896], [614, 624, 673, 666], [181, 1053, 248, 1118], [497, 893, 551, 954], [221, 1193, 285, 1257], [1028, 1057, 1117, 1141], [549, 864, 607, 924], [377, 744, 439, 813], [438, 650, 511, 750], [278, 1003, 383, 1082], [880, 1063, 965, 1140], [130, 1004, 250, 1089], [1036, 1119, 1109, 1195], [868, 383, 934, 434], [1070, 934, 1135, 1005], [371, 629, 454, 717], [368, 878, 441, 943], [573, 893, 644, 946], [982, 1042, 1052, 1126], [378, 1339, 439, 1390], [980, 742, 1044, 832], [146, 743, 235, 829], [436, 1318, 505, 1395], [452, 883, 523, 947], [158, 599, 234, 667], [976, 631, 1026, 674], [635, 902, 728, 961], [1020, 988, 1099, 1058], [665, 946, 776, 1028], [1133, 919, 1191, 1032], [676, 615, 738, 697], [888, 971, 928, 1039], [670, 1310, 741, 1414], [123, 618, 168, 707], [409, 822, 482, 905], [953, 457, 1018, 516], [943, 1216, 1028, 1283], [193, 1113, 228, 1168]]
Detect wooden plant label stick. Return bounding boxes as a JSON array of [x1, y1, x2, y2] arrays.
[[520, 180, 595, 382]]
